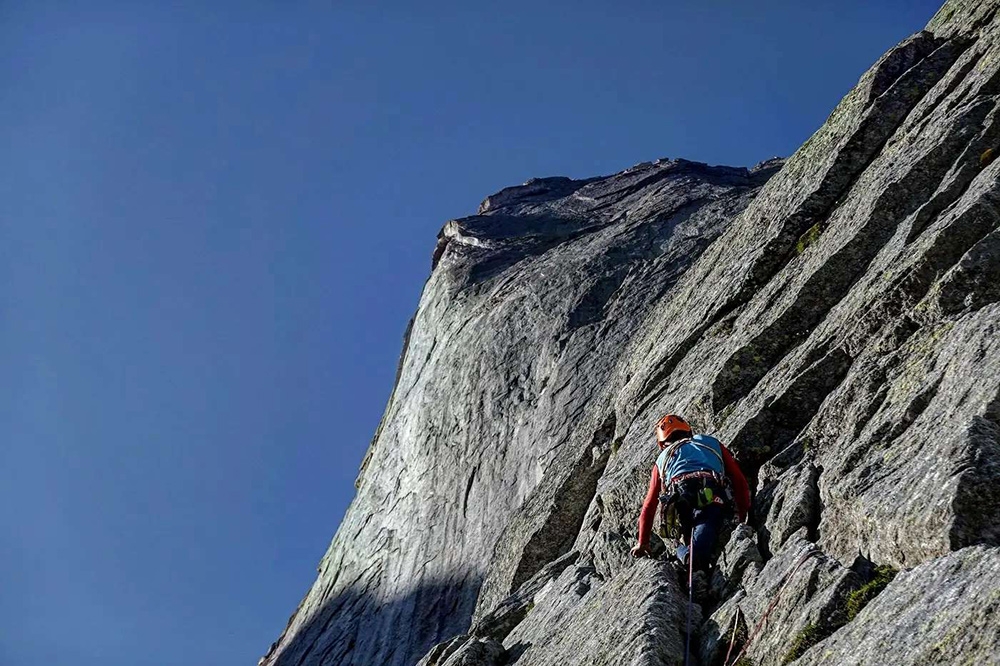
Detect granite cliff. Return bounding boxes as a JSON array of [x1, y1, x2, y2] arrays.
[[262, 2, 1000, 664]]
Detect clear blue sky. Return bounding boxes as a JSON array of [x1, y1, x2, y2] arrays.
[[1, 2, 942, 665]]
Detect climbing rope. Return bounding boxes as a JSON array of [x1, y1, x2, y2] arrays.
[[723, 548, 820, 666], [724, 607, 743, 664], [684, 527, 695, 666]]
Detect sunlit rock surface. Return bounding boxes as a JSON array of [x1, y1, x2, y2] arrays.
[[261, 2, 1000, 664]]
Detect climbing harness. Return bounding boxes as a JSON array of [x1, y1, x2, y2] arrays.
[[659, 470, 729, 541], [722, 548, 821, 666], [657, 437, 732, 528], [673, 469, 720, 485]]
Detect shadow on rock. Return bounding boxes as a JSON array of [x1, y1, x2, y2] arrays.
[[260, 575, 484, 666]]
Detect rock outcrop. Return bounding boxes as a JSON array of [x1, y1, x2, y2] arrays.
[[261, 2, 1000, 664]]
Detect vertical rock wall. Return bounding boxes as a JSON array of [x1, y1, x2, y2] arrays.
[[262, 2, 1000, 664]]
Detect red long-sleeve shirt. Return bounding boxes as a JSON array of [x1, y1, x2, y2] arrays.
[[637, 443, 750, 548]]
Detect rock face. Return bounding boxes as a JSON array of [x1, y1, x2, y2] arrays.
[[261, 2, 1000, 665], [795, 546, 1000, 665]]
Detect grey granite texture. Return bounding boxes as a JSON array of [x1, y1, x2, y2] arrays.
[[260, 3, 1000, 664]]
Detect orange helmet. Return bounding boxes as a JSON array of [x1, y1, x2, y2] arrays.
[[655, 414, 692, 445]]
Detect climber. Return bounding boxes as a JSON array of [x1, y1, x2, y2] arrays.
[[630, 414, 750, 571]]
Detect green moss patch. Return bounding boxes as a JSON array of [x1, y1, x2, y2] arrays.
[[846, 565, 898, 621], [775, 565, 898, 664], [781, 622, 826, 664], [981, 148, 996, 168], [795, 222, 825, 255]]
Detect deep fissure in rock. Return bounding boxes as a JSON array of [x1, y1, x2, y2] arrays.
[[715, 100, 1000, 413], [463, 465, 480, 519], [565, 270, 630, 333], [906, 99, 1000, 242], [731, 348, 853, 490], [509, 414, 616, 592]]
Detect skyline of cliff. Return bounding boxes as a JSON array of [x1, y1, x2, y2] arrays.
[[263, 2, 1000, 664]]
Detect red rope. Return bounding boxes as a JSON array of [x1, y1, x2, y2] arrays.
[[724, 548, 820, 666], [684, 527, 695, 666]]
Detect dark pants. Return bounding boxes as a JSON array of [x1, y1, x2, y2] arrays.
[[675, 498, 725, 571]]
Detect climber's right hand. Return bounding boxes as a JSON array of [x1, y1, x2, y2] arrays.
[[630, 543, 651, 558]]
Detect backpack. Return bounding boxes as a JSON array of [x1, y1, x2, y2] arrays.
[[656, 436, 735, 539]]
